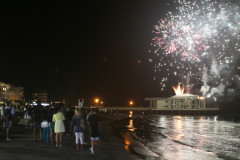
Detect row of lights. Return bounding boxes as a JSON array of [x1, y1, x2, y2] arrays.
[[94, 98, 134, 106], [94, 98, 103, 105]]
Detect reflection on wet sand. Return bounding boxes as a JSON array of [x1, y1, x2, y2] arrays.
[[122, 111, 135, 152], [116, 113, 240, 160], [129, 111, 133, 118], [123, 132, 132, 151], [127, 119, 136, 132], [174, 116, 184, 141], [127, 111, 136, 132]]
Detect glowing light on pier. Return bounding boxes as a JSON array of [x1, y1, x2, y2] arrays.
[[94, 98, 99, 104], [199, 96, 205, 100]]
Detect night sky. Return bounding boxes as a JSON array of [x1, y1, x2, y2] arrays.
[[0, 0, 173, 106]]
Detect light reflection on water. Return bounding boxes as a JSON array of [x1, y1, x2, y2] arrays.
[[127, 119, 136, 132], [127, 111, 136, 132], [129, 111, 133, 118], [123, 111, 135, 152], [123, 132, 132, 151], [121, 114, 240, 160]]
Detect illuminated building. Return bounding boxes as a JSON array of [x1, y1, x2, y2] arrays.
[[145, 94, 205, 110], [0, 82, 10, 100], [9, 86, 24, 102], [0, 81, 24, 104]]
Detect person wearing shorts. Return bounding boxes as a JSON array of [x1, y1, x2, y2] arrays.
[[72, 109, 85, 150], [32, 120, 41, 128], [87, 108, 99, 154]]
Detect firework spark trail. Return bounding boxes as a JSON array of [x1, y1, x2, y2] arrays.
[[150, 0, 240, 99]]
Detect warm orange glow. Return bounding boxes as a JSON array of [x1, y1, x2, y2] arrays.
[[123, 133, 132, 152], [129, 111, 133, 118], [124, 145, 129, 150], [200, 116, 205, 120], [129, 101, 134, 105], [127, 119, 135, 132], [199, 96, 205, 100], [100, 101, 103, 105], [172, 83, 184, 95], [95, 98, 99, 103]]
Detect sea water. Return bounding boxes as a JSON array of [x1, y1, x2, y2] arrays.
[[111, 112, 240, 160]]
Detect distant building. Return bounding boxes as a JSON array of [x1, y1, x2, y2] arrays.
[[0, 82, 11, 100], [145, 94, 205, 110], [9, 86, 24, 102], [32, 92, 48, 103], [0, 81, 24, 105]]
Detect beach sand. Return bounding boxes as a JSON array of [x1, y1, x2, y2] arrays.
[[0, 113, 139, 160]]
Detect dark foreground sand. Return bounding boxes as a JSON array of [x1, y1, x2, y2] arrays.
[[0, 114, 139, 160]]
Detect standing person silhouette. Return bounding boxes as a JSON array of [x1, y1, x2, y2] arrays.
[[53, 104, 65, 147], [88, 108, 99, 154], [5, 102, 13, 141], [72, 109, 85, 150], [48, 104, 55, 145], [32, 100, 43, 141]]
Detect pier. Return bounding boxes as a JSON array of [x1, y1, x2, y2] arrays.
[[99, 107, 219, 115]]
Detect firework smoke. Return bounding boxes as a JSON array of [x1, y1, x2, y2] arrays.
[[150, 0, 240, 100]]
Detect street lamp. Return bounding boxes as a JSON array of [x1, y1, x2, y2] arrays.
[[129, 100, 134, 106], [95, 98, 99, 104]]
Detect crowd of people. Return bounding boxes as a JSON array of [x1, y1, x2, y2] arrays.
[[0, 100, 103, 154]]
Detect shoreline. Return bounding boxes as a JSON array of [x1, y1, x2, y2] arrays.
[[108, 113, 161, 160]]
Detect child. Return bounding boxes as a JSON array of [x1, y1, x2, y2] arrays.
[[72, 109, 85, 150], [41, 120, 50, 143]]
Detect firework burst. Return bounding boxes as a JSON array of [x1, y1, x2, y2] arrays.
[[150, 0, 240, 99]]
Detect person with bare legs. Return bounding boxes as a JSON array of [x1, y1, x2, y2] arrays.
[[87, 108, 99, 154], [72, 109, 85, 150], [53, 104, 65, 147]]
